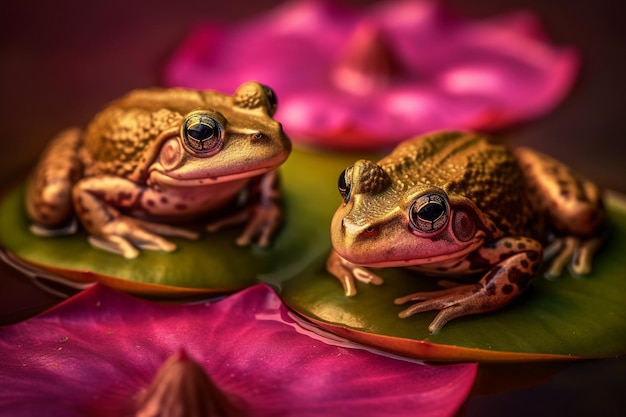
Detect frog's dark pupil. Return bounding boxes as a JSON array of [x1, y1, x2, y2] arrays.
[[338, 168, 351, 203], [409, 194, 449, 233], [262, 85, 278, 109], [418, 202, 444, 222], [183, 115, 223, 154], [188, 123, 216, 140]]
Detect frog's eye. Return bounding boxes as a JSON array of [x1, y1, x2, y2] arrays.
[[261, 84, 278, 116], [182, 114, 223, 156], [338, 166, 353, 203], [409, 193, 450, 233]]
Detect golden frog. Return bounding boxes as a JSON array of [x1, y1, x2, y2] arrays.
[[327, 131, 605, 333], [26, 81, 291, 258]]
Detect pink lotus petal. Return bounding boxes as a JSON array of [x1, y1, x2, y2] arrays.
[[0, 284, 476, 417], [164, 0, 579, 149]]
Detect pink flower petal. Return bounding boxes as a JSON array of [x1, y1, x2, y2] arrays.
[[0, 284, 476, 417], [164, 0, 578, 149]]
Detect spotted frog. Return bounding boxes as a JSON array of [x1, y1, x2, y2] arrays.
[[327, 131, 605, 333], [26, 81, 291, 258]]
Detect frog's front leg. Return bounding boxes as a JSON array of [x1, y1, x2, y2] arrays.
[[72, 177, 198, 258], [326, 250, 385, 296], [206, 170, 283, 247], [396, 237, 542, 333]]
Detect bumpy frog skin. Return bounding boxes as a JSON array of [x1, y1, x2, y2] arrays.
[[26, 81, 291, 258], [327, 131, 606, 333]]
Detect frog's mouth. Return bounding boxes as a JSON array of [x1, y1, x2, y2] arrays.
[[148, 166, 273, 188], [336, 232, 487, 269], [364, 243, 482, 268]]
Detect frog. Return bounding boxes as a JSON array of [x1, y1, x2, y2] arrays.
[[327, 131, 606, 333], [26, 81, 291, 259]]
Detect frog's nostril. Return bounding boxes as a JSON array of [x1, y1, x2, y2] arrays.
[[341, 218, 358, 235], [361, 225, 379, 238]]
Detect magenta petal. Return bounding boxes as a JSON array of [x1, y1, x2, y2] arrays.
[[164, 0, 579, 149], [0, 284, 476, 417]]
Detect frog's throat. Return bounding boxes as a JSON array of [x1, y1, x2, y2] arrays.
[[147, 166, 273, 188]]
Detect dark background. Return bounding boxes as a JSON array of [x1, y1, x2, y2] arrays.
[[1, 1, 624, 416]]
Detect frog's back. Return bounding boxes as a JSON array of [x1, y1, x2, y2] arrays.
[[81, 88, 230, 177], [380, 131, 538, 237], [111, 88, 231, 114]]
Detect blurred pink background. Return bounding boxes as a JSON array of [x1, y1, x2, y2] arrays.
[[1, 0, 624, 192]]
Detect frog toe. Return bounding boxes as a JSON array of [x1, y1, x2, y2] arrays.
[[88, 233, 177, 258], [543, 237, 576, 279], [394, 284, 477, 306], [570, 234, 605, 276], [326, 251, 359, 296], [235, 212, 274, 248], [206, 208, 279, 247], [88, 217, 181, 258], [206, 211, 249, 233], [397, 295, 475, 334], [352, 267, 384, 286], [134, 219, 199, 240], [244, 220, 278, 248], [88, 236, 141, 259], [396, 284, 496, 333], [127, 231, 177, 254], [326, 250, 385, 296], [30, 218, 78, 237], [543, 234, 605, 278], [429, 306, 473, 334]]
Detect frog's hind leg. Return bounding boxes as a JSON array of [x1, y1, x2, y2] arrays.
[[514, 147, 606, 277], [26, 128, 84, 236], [396, 237, 542, 333]]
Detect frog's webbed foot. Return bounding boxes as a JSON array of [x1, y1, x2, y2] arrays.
[[206, 200, 281, 248], [395, 284, 484, 334], [543, 234, 605, 278], [326, 250, 384, 296], [89, 216, 199, 259], [207, 171, 283, 248]]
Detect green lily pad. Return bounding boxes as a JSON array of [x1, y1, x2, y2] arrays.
[[280, 191, 626, 362], [0, 149, 358, 296]]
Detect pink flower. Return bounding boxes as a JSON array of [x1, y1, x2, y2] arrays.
[[0, 284, 476, 417], [164, 0, 578, 149]]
